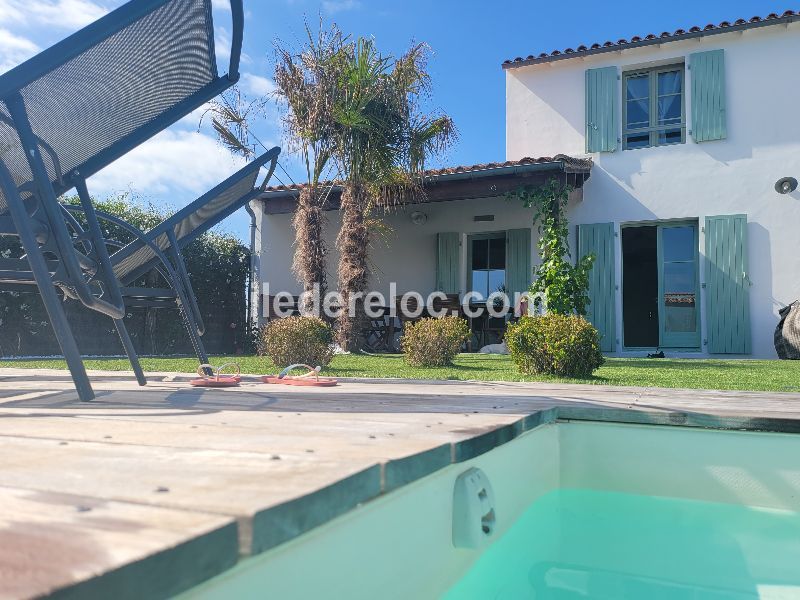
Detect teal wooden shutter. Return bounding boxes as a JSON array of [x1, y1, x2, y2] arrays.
[[704, 214, 751, 354], [690, 50, 727, 142], [578, 223, 616, 352], [436, 232, 460, 294], [505, 228, 532, 295], [585, 67, 618, 153]]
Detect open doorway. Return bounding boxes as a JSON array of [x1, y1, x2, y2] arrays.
[[622, 221, 700, 349], [622, 226, 659, 347]]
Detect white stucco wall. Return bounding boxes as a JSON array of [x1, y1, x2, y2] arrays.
[[506, 23, 800, 358], [257, 196, 538, 304]]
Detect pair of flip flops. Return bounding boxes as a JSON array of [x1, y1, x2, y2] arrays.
[[262, 364, 338, 387], [189, 363, 337, 387]]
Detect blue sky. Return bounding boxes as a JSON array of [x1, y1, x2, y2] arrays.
[[0, 0, 785, 240]]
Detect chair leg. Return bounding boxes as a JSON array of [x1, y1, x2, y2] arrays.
[[39, 276, 94, 401], [169, 275, 210, 367], [162, 236, 210, 371], [113, 319, 146, 386], [179, 298, 210, 367], [0, 167, 94, 401], [166, 231, 205, 336]]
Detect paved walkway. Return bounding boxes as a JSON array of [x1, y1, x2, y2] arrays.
[[1, 368, 798, 598]]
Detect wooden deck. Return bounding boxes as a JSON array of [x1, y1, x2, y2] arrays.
[[1, 367, 799, 598]]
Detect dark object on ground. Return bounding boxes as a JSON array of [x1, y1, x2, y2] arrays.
[[775, 301, 800, 359], [647, 351, 665, 359]]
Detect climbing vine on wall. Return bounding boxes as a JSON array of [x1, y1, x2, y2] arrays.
[[507, 178, 594, 316]]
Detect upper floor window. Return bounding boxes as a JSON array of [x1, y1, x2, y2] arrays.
[[623, 64, 685, 150]]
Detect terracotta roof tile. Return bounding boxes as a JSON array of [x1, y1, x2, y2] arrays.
[[262, 155, 592, 193], [503, 10, 797, 68]]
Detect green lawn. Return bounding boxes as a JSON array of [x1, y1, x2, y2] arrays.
[[2, 354, 799, 392]]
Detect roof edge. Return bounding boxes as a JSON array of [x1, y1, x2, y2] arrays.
[[260, 154, 593, 198], [503, 11, 799, 70]]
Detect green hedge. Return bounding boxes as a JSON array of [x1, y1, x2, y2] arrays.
[[505, 314, 604, 378], [401, 316, 470, 367], [259, 316, 334, 367], [0, 194, 251, 357]]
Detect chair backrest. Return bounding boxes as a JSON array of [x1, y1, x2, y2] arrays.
[[393, 293, 462, 322], [0, 0, 243, 218], [111, 148, 279, 284], [433, 293, 462, 317]]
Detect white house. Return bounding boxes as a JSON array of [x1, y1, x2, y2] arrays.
[[253, 11, 800, 358]]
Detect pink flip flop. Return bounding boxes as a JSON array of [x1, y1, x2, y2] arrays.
[[262, 364, 338, 387], [190, 363, 241, 387]]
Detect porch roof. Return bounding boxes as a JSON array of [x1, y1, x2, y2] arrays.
[[258, 154, 592, 215]]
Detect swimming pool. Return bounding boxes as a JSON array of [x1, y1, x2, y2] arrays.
[[183, 411, 800, 599], [444, 489, 800, 598]]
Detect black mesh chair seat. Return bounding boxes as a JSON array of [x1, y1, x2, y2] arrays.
[[0, 0, 240, 214]]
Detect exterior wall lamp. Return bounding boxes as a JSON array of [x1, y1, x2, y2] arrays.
[[775, 177, 798, 194], [410, 210, 428, 225]]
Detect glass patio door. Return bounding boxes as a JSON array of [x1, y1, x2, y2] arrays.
[[657, 222, 700, 348]]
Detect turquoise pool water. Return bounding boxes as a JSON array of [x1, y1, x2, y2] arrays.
[[444, 489, 800, 599]]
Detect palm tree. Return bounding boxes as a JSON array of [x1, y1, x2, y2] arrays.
[[330, 38, 456, 350], [273, 25, 347, 312], [206, 24, 345, 313]]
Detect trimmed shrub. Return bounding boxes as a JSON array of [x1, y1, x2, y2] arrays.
[[401, 316, 470, 367], [259, 316, 334, 368], [505, 314, 604, 378]]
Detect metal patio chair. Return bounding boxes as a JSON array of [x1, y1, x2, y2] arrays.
[[0, 0, 272, 401], [65, 148, 279, 363]]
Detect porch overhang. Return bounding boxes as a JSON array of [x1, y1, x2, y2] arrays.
[[257, 155, 592, 215]]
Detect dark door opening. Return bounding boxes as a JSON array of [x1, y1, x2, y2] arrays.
[[622, 226, 659, 347]]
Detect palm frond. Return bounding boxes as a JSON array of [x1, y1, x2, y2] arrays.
[[212, 118, 253, 158], [202, 86, 269, 159], [408, 114, 458, 173]]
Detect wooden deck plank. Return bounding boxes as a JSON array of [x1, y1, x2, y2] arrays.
[[0, 434, 386, 553], [0, 486, 237, 600], [0, 411, 520, 461]]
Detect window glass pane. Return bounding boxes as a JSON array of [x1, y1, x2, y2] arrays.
[[626, 99, 649, 129], [471, 270, 488, 298], [488, 236, 505, 269], [471, 239, 488, 270], [664, 267, 697, 333], [626, 75, 648, 100], [487, 269, 505, 294], [663, 225, 697, 334], [662, 226, 695, 262], [625, 132, 650, 149], [664, 261, 695, 294], [657, 70, 682, 95], [624, 67, 684, 151], [664, 300, 696, 333], [658, 128, 683, 145], [657, 95, 681, 124]]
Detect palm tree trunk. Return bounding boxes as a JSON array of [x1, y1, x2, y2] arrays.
[[292, 187, 327, 314], [336, 182, 370, 351]]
